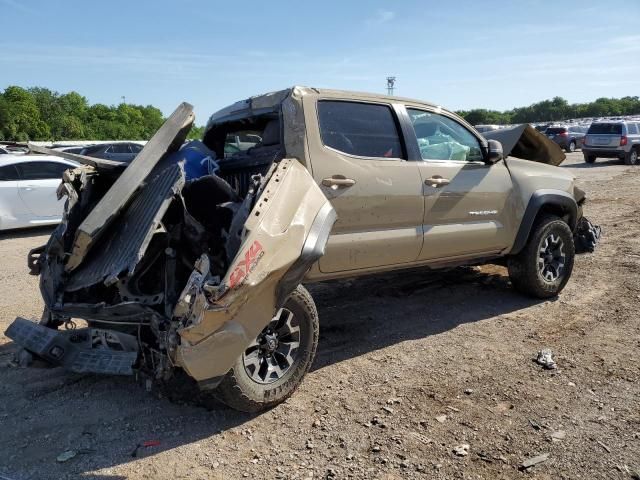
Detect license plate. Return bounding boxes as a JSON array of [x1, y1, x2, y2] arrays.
[[594, 137, 610, 145]]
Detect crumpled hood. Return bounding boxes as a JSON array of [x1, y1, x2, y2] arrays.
[[483, 124, 566, 166]]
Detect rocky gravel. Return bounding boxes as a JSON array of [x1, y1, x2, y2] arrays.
[[1, 152, 639, 479]]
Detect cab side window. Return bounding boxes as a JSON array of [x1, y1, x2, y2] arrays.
[[318, 100, 404, 159], [407, 109, 484, 162]]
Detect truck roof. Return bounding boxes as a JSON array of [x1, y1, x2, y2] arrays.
[[207, 86, 439, 126]]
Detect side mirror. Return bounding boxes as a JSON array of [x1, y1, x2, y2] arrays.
[[486, 139, 503, 164]]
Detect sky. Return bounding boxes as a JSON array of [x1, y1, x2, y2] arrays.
[[1, 0, 639, 123]]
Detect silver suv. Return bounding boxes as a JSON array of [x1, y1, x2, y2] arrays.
[[582, 121, 640, 165]]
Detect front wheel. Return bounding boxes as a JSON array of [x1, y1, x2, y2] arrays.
[[508, 215, 575, 299], [213, 285, 319, 412]]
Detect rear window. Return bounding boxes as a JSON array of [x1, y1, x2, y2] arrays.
[[318, 101, 404, 159], [587, 123, 622, 135], [546, 127, 567, 134]]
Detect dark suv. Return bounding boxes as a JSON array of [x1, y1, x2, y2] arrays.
[[582, 121, 640, 165], [545, 125, 586, 153]]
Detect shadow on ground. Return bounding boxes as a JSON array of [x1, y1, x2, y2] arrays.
[[0, 265, 542, 479]]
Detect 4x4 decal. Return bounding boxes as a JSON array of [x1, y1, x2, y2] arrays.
[[229, 240, 265, 289]]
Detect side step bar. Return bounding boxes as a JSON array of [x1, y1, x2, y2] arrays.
[[5, 318, 138, 375]]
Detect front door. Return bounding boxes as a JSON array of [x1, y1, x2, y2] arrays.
[[304, 97, 424, 273], [404, 107, 517, 261]]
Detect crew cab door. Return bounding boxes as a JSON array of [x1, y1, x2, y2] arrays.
[[15, 161, 70, 217], [403, 106, 517, 261], [303, 96, 424, 273]]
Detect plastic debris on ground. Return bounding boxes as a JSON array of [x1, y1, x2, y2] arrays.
[[536, 349, 557, 370]]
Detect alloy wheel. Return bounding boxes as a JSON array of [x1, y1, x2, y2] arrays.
[[243, 308, 301, 384], [538, 233, 566, 282]]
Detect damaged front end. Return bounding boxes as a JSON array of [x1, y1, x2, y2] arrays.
[[6, 101, 336, 394]]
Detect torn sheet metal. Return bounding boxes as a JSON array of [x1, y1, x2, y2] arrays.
[[66, 102, 195, 272], [483, 124, 566, 166], [174, 158, 336, 382]]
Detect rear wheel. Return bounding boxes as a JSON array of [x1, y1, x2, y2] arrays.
[[508, 215, 575, 299], [624, 148, 639, 166], [584, 154, 596, 164], [566, 141, 576, 153], [213, 285, 319, 412]]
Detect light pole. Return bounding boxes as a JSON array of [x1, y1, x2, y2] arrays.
[[386, 77, 396, 96]]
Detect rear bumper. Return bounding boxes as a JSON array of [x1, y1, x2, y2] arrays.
[[5, 317, 138, 375], [582, 148, 625, 158]]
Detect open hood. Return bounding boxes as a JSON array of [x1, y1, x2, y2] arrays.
[[483, 124, 566, 166]]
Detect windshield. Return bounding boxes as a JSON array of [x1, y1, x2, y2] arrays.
[[588, 123, 622, 135]]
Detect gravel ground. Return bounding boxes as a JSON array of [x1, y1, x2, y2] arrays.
[[1, 152, 639, 480]]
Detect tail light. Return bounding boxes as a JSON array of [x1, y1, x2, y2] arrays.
[[559, 131, 569, 137], [583, 136, 589, 146], [620, 135, 628, 146]]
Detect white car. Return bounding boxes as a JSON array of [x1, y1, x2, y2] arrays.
[[0, 155, 78, 230]]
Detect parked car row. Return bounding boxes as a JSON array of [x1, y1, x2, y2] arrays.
[[0, 141, 148, 231]]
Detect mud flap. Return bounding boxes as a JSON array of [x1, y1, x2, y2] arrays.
[[174, 158, 336, 383], [5, 317, 138, 375]]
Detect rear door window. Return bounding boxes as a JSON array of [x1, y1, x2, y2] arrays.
[[318, 101, 404, 159], [15, 161, 69, 180], [588, 123, 622, 135], [0, 164, 20, 181]]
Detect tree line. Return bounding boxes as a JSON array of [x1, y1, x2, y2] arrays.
[[456, 96, 640, 126], [2, 86, 640, 141], [0, 85, 204, 142]]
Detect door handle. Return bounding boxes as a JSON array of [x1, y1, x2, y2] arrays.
[[322, 176, 356, 189], [21, 186, 35, 191], [425, 176, 450, 187]]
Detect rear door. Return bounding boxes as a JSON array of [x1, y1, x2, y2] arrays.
[[303, 96, 424, 273], [404, 107, 517, 261], [15, 161, 69, 217]]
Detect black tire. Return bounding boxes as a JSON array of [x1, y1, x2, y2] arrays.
[[584, 154, 596, 164], [508, 215, 575, 299], [624, 148, 639, 166], [566, 141, 576, 153], [213, 284, 319, 412]]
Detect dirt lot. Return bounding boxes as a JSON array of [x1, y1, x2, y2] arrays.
[[1, 152, 639, 480]]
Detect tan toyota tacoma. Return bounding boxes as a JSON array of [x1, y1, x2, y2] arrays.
[[6, 87, 600, 412]]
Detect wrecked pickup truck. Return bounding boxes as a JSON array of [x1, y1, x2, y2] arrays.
[[6, 87, 599, 412]]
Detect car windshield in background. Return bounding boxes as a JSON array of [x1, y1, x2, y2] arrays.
[[588, 123, 622, 135], [546, 128, 567, 135]]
